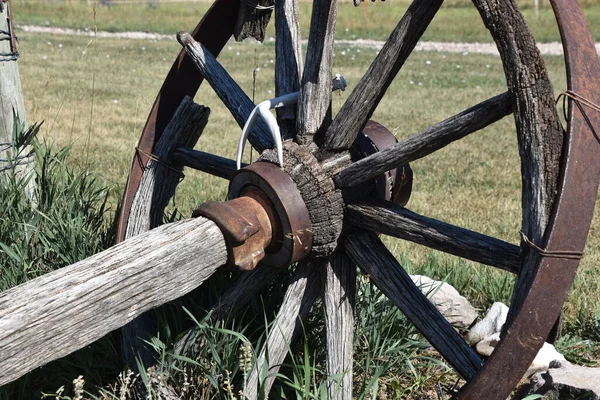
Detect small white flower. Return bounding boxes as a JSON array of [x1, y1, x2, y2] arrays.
[[341, 51, 346, 56], [418, 82, 423, 86], [47, 42, 52, 46], [236, 52, 240, 56], [268, 90, 272, 94], [43, 55, 47, 60], [141, 47, 146, 51], [269, 36, 275, 42], [409, 80, 414, 85], [486, 64, 491, 68], [462, 51, 469, 55], [269, 59, 274, 63], [345, 28, 349, 33], [228, 46, 232, 50], [426, 60, 431, 65], [256, 67, 261, 72], [58, 43, 63, 48], [356, 49, 361, 53], [113, 99, 119, 104], [82, 50, 87, 55], [106, 54, 110, 58], [456, 65, 461, 69]]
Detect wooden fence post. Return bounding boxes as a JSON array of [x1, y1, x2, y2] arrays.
[[0, 0, 35, 198]]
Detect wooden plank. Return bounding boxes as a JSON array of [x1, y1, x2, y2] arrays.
[[346, 199, 520, 274], [234, 0, 274, 43], [171, 147, 244, 180], [121, 97, 210, 367], [245, 260, 321, 399], [345, 231, 483, 380], [323, 0, 444, 150], [0, 216, 227, 386], [296, 0, 338, 144], [275, 0, 303, 139], [323, 252, 356, 400], [334, 92, 513, 189], [177, 31, 273, 152]]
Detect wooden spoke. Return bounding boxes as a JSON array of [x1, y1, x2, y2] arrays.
[[347, 199, 520, 274], [122, 97, 210, 366], [297, 0, 338, 144], [323, 252, 356, 400], [345, 231, 483, 380], [275, 0, 303, 140], [173, 264, 282, 356], [245, 260, 322, 400], [171, 148, 245, 180], [335, 92, 513, 189], [323, 0, 444, 150], [177, 31, 273, 152], [0, 217, 227, 385]]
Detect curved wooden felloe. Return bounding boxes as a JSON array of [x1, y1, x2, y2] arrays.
[[117, 0, 600, 398]]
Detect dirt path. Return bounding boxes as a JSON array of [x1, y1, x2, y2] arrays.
[[17, 24, 600, 56]]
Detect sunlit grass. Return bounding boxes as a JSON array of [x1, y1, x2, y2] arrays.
[[12, 0, 600, 43]]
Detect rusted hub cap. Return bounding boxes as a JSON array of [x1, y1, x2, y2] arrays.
[[229, 162, 312, 267], [352, 120, 413, 205]]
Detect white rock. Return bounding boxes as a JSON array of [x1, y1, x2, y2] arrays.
[[526, 362, 600, 399], [466, 302, 508, 345], [475, 332, 500, 357], [526, 342, 567, 376], [410, 275, 478, 329]]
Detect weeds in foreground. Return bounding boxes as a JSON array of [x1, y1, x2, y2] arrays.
[[0, 121, 115, 290]]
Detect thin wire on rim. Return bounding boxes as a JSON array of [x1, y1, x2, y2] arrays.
[[240, 0, 275, 10], [520, 232, 584, 260], [135, 146, 185, 182]]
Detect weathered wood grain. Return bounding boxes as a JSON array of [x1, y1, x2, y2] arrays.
[[323, 252, 356, 400], [275, 0, 303, 139], [0, 217, 227, 386], [177, 31, 273, 152], [234, 0, 274, 42], [122, 97, 210, 367], [296, 0, 338, 144], [245, 260, 321, 399], [171, 147, 245, 180], [347, 199, 520, 274], [334, 92, 513, 189], [323, 0, 443, 150], [345, 231, 483, 380], [471, 0, 564, 336]]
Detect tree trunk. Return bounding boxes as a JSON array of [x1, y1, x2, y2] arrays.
[[0, 0, 34, 198]]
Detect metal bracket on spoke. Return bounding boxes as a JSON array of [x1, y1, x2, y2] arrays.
[[236, 74, 347, 170]]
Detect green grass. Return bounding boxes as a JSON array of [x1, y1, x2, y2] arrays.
[[12, 0, 600, 43], [5, 3, 600, 398]]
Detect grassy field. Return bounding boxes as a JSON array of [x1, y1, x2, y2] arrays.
[[12, 0, 600, 42], [5, 1, 600, 397]]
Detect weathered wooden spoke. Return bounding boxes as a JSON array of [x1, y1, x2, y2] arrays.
[[345, 231, 483, 380], [274, 0, 303, 140], [297, 0, 338, 144], [323, 252, 356, 400], [323, 0, 444, 150], [335, 92, 513, 189], [177, 31, 273, 152], [245, 261, 321, 400], [347, 199, 520, 273], [171, 148, 244, 180]]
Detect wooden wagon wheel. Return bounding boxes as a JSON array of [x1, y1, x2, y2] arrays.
[[115, 0, 600, 398]]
